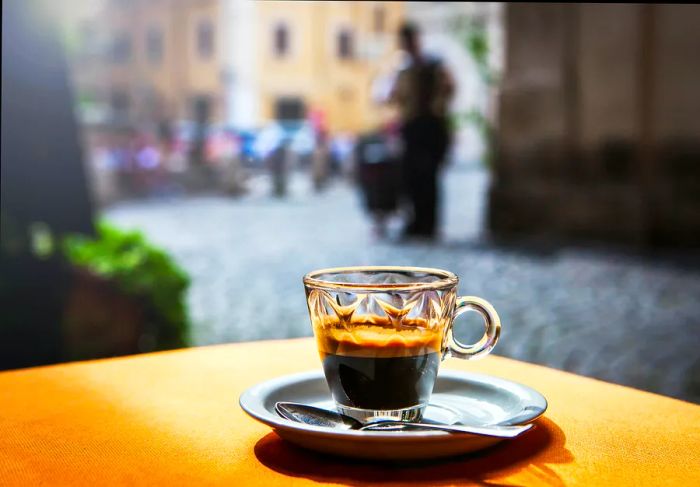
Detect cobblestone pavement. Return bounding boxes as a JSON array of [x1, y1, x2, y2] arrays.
[[106, 167, 700, 403]]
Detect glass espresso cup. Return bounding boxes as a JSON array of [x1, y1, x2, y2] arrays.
[[303, 266, 501, 423]]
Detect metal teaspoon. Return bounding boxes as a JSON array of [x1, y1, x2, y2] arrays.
[[275, 402, 533, 438]]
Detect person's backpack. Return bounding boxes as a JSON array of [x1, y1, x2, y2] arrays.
[[355, 132, 400, 213]]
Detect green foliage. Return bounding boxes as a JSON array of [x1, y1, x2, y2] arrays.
[[450, 17, 498, 87], [448, 16, 499, 168], [466, 29, 496, 85], [467, 29, 489, 66], [451, 109, 494, 168], [462, 109, 490, 134], [63, 220, 190, 348]]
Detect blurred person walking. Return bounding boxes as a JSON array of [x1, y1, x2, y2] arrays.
[[311, 129, 331, 192], [390, 22, 454, 239], [310, 108, 331, 192], [269, 139, 289, 198]]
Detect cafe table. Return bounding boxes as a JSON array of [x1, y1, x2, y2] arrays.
[[1, 338, 699, 486]]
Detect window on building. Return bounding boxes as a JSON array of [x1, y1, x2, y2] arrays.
[[146, 26, 163, 65], [373, 5, 386, 33], [337, 29, 354, 60], [110, 32, 131, 64], [274, 23, 289, 58], [197, 20, 214, 60]]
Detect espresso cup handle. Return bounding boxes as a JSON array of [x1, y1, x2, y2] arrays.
[[447, 296, 501, 360]]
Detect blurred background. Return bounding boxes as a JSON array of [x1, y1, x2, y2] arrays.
[[2, 1, 699, 403]]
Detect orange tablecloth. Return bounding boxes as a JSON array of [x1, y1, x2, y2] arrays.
[[1, 338, 699, 486]]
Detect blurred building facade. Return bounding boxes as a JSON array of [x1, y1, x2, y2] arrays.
[[490, 4, 700, 247], [256, 1, 404, 133], [62, 0, 404, 134]]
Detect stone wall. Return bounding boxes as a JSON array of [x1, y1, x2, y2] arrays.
[[489, 4, 700, 247]]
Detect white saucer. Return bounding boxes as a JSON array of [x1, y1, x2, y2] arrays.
[[239, 369, 547, 460]]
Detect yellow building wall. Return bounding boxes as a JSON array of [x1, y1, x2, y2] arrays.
[[90, 0, 403, 130], [135, 0, 177, 119], [103, 3, 135, 98], [181, 0, 223, 120], [102, 0, 224, 123], [257, 1, 317, 122], [257, 1, 404, 134]]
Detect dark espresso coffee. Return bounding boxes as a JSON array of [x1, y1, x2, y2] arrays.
[[317, 319, 443, 411]]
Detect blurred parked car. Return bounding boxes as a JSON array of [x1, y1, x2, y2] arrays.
[[251, 121, 316, 167], [252, 123, 286, 162], [169, 120, 317, 170], [171, 121, 238, 167]]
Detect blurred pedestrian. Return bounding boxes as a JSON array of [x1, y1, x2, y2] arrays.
[[330, 133, 355, 178], [269, 139, 289, 198], [311, 129, 330, 192], [390, 22, 454, 239], [216, 128, 246, 197], [309, 108, 330, 192]]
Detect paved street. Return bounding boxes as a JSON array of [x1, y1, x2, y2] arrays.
[[106, 167, 700, 403]]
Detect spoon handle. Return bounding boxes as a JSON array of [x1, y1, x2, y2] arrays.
[[360, 421, 533, 438]]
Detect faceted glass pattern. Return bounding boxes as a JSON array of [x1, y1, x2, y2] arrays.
[[305, 285, 457, 345]]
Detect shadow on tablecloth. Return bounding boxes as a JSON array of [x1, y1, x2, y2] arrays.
[[254, 417, 573, 486]]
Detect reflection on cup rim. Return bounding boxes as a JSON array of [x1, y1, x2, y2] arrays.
[[303, 265, 459, 292]]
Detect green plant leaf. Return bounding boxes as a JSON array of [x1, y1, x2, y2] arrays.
[[62, 219, 191, 348]]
